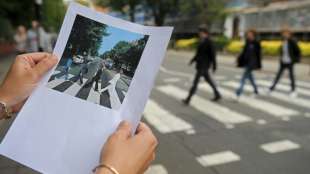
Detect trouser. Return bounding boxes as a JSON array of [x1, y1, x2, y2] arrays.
[[186, 69, 220, 101], [270, 63, 295, 92], [79, 72, 84, 84], [236, 67, 258, 96]]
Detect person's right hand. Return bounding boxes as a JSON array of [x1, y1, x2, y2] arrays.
[[98, 121, 158, 174]]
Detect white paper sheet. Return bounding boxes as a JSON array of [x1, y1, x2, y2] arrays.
[[0, 3, 173, 174]]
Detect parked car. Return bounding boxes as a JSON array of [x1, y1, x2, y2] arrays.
[[73, 55, 84, 64]]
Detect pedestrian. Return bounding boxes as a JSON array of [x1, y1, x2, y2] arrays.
[[0, 52, 157, 174], [93, 64, 104, 91], [235, 29, 262, 99], [14, 25, 27, 54], [27, 20, 51, 52], [64, 57, 73, 80], [269, 28, 301, 98], [183, 24, 221, 104], [79, 61, 89, 85]]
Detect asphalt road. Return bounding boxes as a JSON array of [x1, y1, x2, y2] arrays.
[[1, 51, 310, 174]]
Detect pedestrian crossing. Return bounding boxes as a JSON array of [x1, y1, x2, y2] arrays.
[[157, 85, 253, 125], [46, 72, 127, 110], [143, 75, 310, 173]]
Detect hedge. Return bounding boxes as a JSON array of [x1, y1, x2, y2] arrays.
[[227, 40, 310, 57], [175, 37, 310, 57]]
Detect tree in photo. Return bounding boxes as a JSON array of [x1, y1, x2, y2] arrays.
[[65, 15, 109, 58]]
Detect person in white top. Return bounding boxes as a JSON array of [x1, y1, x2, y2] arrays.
[[269, 29, 301, 97], [27, 20, 52, 53], [14, 25, 27, 54]]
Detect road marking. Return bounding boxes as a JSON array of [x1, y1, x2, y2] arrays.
[[145, 165, 168, 174], [304, 113, 310, 118], [160, 66, 192, 78], [157, 85, 252, 125], [46, 79, 66, 89], [87, 88, 101, 104], [200, 84, 299, 118], [257, 80, 310, 97], [257, 119, 267, 125], [163, 78, 181, 83], [282, 78, 310, 89], [260, 140, 300, 154], [196, 151, 241, 167], [223, 81, 310, 109], [144, 100, 193, 134], [65, 83, 83, 96]]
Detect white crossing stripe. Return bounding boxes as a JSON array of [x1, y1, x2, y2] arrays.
[[257, 80, 310, 96], [260, 140, 300, 154], [157, 85, 252, 125], [163, 78, 181, 83], [144, 100, 193, 134], [196, 151, 241, 167], [65, 83, 83, 96], [46, 79, 65, 89], [282, 78, 310, 89], [223, 81, 310, 109], [145, 165, 168, 174], [87, 88, 101, 104], [200, 84, 299, 118]]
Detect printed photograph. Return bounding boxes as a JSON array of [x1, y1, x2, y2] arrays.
[[47, 15, 149, 110]]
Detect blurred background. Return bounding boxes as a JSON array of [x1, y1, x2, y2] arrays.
[[1, 0, 310, 174]]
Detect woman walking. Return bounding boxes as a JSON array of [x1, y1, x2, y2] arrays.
[[236, 29, 262, 99]]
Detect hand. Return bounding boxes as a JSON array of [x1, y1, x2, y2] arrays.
[[98, 121, 158, 174], [0, 53, 58, 114]]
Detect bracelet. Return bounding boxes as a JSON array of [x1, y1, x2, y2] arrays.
[[92, 163, 120, 174]]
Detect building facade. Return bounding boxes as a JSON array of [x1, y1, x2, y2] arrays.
[[225, 0, 310, 40]]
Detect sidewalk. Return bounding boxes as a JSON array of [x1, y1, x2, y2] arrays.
[[168, 50, 310, 77]]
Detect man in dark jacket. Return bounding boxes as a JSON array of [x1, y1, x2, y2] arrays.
[[183, 25, 221, 105], [269, 29, 301, 97], [236, 29, 262, 98]]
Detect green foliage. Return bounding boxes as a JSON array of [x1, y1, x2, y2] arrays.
[[0, 17, 14, 43], [178, 0, 227, 26], [42, 0, 66, 31], [65, 15, 109, 57], [95, 0, 142, 22], [145, 0, 178, 26], [101, 36, 148, 76]]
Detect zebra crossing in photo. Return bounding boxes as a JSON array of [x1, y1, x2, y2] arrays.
[[46, 72, 127, 109]]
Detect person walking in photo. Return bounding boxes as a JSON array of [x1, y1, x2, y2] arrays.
[[14, 25, 27, 54], [79, 61, 90, 85], [235, 29, 262, 99], [269, 29, 301, 98], [183, 24, 221, 105]]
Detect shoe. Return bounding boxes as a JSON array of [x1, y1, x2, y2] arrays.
[[182, 99, 190, 105], [289, 91, 298, 98], [211, 95, 222, 102]]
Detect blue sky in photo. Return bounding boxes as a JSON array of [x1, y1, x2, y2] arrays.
[[99, 26, 145, 54]]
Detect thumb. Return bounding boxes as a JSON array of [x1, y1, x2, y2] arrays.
[[33, 55, 58, 78], [115, 121, 132, 139]]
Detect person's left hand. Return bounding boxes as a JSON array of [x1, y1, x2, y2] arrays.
[[0, 53, 58, 113]]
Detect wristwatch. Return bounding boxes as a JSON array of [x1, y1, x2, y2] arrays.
[[0, 101, 13, 120]]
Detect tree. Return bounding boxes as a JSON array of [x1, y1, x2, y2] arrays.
[[95, 0, 142, 22], [178, 0, 227, 27], [65, 15, 109, 57], [42, 0, 66, 31], [145, 0, 178, 26]]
